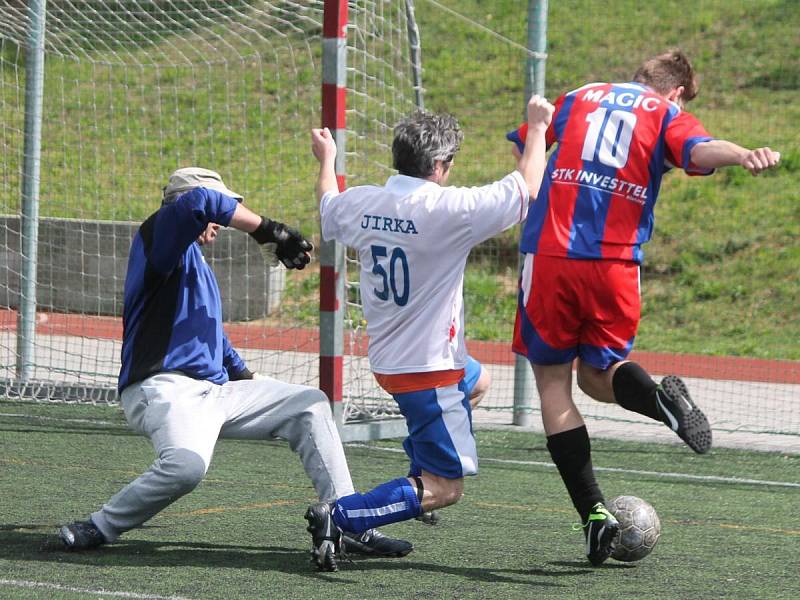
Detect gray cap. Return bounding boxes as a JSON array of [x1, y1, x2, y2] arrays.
[[163, 167, 243, 202]]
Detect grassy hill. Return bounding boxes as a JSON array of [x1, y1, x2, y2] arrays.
[[415, 0, 799, 359], [0, 0, 797, 359]]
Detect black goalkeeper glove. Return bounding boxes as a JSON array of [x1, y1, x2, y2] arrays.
[[228, 367, 254, 381], [228, 367, 267, 381], [249, 217, 313, 270]]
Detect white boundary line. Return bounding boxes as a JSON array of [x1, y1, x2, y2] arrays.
[[348, 443, 800, 489], [0, 412, 120, 426], [3, 412, 797, 488], [0, 579, 192, 600]]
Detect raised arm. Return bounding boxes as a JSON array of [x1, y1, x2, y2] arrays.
[[691, 140, 780, 176], [311, 127, 339, 201], [145, 188, 239, 274], [227, 202, 263, 233], [516, 94, 555, 198]]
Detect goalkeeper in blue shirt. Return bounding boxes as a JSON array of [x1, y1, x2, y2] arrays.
[[58, 167, 411, 559]]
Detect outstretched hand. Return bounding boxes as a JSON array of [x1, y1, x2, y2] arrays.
[[250, 218, 313, 270], [741, 147, 780, 176]]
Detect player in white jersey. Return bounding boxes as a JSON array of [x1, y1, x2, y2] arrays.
[[303, 95, 554, 571]]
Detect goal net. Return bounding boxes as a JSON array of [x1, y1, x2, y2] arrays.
[[0, 1, 414, 426], [400, 0, 800, 443], [1, 1, 798, 445]]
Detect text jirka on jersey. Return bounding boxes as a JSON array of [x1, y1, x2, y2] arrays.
[[360, 214, 420, 235]]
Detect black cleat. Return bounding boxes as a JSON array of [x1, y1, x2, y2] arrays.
[[415, 510, 441, 526], [656, 375, 712, 454], [305, 502, 343, 572], [59, 520, 106, 550], [342, 528, 413, 557], [581, 503, 619, 566]]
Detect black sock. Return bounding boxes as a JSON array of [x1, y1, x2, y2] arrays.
[[546, 425, 603, 522], [612, 361, 661, 422], [412, 476, 424, 503]]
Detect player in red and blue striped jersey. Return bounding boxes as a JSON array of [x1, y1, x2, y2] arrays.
[[507, 49, 780, 566], [508, 81, 715, 264]]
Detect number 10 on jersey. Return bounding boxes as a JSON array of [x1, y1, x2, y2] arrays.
[[581, 107, 637, 169]]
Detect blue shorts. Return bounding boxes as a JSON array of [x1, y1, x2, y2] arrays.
[[462, 356, 482, 396], [393, 357, 482, 479]]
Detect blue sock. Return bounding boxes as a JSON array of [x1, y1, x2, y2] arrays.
[[403, 437, 421, 477], [331, 477, 422, 534]]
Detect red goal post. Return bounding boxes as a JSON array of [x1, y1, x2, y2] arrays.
[[319, 0, 348, 426]]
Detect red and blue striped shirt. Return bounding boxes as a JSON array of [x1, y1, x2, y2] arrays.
[[508, 82, 714, 264]]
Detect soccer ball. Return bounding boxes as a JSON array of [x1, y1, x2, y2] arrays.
[[607, 495, 661, 562]]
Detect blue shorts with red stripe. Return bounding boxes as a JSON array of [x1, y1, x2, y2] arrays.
[[512, 253, 641, 370], [394, 357, 481, 479]]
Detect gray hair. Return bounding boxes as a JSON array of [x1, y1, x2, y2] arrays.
[[392, 110, 463, 178]]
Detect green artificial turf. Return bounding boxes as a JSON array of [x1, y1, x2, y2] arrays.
[[1, 400, 798, 599]]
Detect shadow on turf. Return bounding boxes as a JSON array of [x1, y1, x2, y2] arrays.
[[3, 527, 311, 573], [1, 526, 630, 585], [315, 557, 632, 584]]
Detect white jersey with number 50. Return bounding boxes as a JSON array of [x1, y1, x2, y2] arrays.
[[320, 171, 528, 375]]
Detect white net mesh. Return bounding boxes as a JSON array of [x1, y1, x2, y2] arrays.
[[401, 0, 800, 440], [0, 1, 415, 422], [1, 1, 797, 443]]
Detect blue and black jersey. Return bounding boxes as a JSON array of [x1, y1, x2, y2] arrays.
[[118, 187, 247, 393]]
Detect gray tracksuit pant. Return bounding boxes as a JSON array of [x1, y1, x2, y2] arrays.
[[91, 372, 355, 541]]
